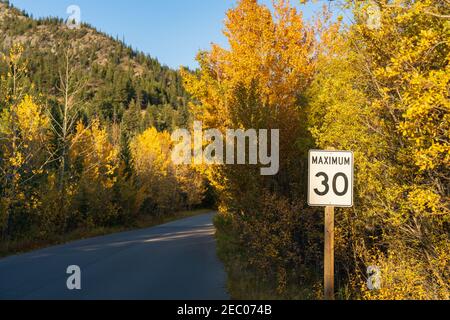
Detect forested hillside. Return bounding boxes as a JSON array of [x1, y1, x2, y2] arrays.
[[0, 1, 206, 250], [0, 0, 190, 132]]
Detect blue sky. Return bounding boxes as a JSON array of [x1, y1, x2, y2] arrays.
[[10, 0, 344, 69]]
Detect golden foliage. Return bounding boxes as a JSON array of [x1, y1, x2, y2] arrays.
[[71, 119, 120, 188], [308, 0, 450, 299], [183, 0, 331, 294], [130, 127, 206, 214]]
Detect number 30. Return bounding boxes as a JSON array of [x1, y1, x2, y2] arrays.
[[314, 172, 349, 196]]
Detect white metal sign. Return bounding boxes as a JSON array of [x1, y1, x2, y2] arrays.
[[308, 150, 354, 207]]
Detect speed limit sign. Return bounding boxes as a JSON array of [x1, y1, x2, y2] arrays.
[[308, 150, 354, 300], [308, 150, 354, 207]]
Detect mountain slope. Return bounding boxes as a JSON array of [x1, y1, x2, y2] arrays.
[[0, 0, 190, 131]]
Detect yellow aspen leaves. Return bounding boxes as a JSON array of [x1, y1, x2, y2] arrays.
[[71, 119, 119, 188], [130, 127, 205, 214]]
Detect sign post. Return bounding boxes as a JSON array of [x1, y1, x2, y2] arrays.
[[324, 205, 334, 300], [308, 150, 354, 300]]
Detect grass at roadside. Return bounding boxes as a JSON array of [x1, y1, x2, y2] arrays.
[[214, 213, 320, 300], [0, 208, 212, 259]]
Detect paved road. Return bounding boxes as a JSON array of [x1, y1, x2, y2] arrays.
[[0, 212, 229, 300]]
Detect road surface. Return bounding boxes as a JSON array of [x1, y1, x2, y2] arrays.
[[0, 212, 229, 300]]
